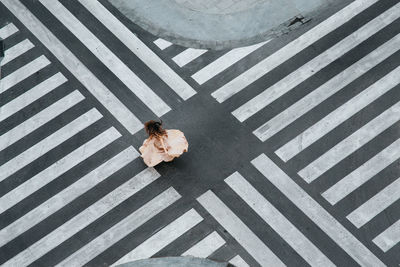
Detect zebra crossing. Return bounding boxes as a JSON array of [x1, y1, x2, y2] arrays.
[[1, 0, 400, 266]]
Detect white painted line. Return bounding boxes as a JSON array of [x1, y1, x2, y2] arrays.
[[229, 255, 249, 267], [373, 219, 400, 252], [0, 108, 102, 182], [197, 190, 285, 267], [4, 167, 160, 267], [211, 0, 380, 103], [172, 48, 207, 67], [252, 154, 385, 267], [226, 172, 334, 267], [192, 41, 269, 85], [0, 146, 138, 248], [40, 0, 170, 117], [276, 65, 400, 162], [254, 34, 400, 142], [232, 3, 400, 122], [1, 39, 35, 66], [113, 209, 203, 266], [0, 55, 51, 93], [153, 38, 172, 50], [57, 187, 181, 267], [1, 0, 142, 134], [347, 177, 400, 228], [0, 72, 67, 122], [0, 90, 84, 152], [0, 23, 18, 39], [78, 0, 197, 100], [0, 127, 121, 215], [182, 231, 225, 258], [322, 137, 400, 205], [299, 101, 400, 183]]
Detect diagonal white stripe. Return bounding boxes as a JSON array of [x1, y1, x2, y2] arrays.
[[373, 219, 400, 252], [182, 231, 225, 258], [1, 39, 35, 66], [252, 154, 385, 267], [229, 255, 249, 267], [153, 38, 172, 50], [0, 23, 18, 39], [172, 48, 207, 67]]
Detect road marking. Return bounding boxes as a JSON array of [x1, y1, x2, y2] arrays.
[[0, 108, 102, 182], [192, 41, 269, 85], [113, 209, 203, 266], [1, 0, 142, 134], [182, 231, 225, 258], [373, 220, 400, 252], [211, 0, 380, 103], [0, 127, 121, 214], [0, 72, 67, 122], [322, 137, 400, 205], [0, 146, 138, 248], [254, 34, 400, 142], [1, 39, 35, 66], [172, 48, 207, 67], [226, 172, 334, 267], [4, 167, 159, 267], [276, 65, 400, 162], [232, 3, 400, 122], [79, 0, 197, 100], [40, 0, 170, 117], [0, 23, 18, 39], [347, 177, 400, 228], [0, 55, 51, 93], [0, 90, 84, 152], [252, 154, 385, 267], [57, 187, 181, 267], [229, 255, 249, 267], [153, 38, 172, 50], [197, 190, 285, 267], [299, 101, 400, 183]]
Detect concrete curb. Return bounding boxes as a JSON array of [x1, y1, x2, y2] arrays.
[[114, 257, 233, 267]]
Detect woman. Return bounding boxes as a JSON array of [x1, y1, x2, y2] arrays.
[[139, 120, 188, 167]]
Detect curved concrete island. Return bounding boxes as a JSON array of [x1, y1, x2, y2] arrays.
[[114, 257, 232, 267]]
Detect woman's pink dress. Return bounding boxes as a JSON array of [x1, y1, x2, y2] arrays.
[[139, 129, 188, 167]]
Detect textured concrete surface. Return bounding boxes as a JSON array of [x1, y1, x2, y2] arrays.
[[108, 0, 335, 49], [115, 257, 229, 267]]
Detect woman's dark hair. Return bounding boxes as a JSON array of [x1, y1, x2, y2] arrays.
[[144, 120, 166, 137]]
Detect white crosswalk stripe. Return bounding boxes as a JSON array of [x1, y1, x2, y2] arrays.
[[3, 167, 160, 267], [373, 219, 400, 252], [225, 171, 334, 267], [57, 187, 181, 267], [153, 38, 173, 50], [1, 39, 34, 66], [252, 154, 385, 267], [173, 48, 207, 67], [0, 23, 18, 39], [113, 209, 203, 266], [229, 255, 249, 267], [182, 231, 225, 258], [197, 190, 285, 267]]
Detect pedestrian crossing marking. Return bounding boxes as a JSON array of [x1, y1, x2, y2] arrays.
[[0, 108, 102, 182], [113, 208, 203, 266], [0, 72, 67, 122], [232, 2, 400, 123], [277, 65, 400, 162], [1, 0, 143, 134], [211, 0, 380, 103], [347, 177, 400, 228], [78, 0, 197, 101], [4, 167, 160, 267], [197, 190, 285, 267], [322, 137, 400, 205], [252, 154, 385, 267], [0, 90, 84, 152], [226, 172, 335, 267], [0, 127, 121, 215], [254, 33, 400, 142], [182, 231, 225, 258], [192, 40, 269, 85], [373, 219, 400, 252], [0, 23, 18, 39], [229, 255, 249, 267], [0, 55, 51, 93], [153, 38, 173, 50], [172, 48, 207, 67], [40, 0, 171, 117], [57, 187, 181, 267], [1, 39, 34, 66], [0, 146, 138, 248]]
